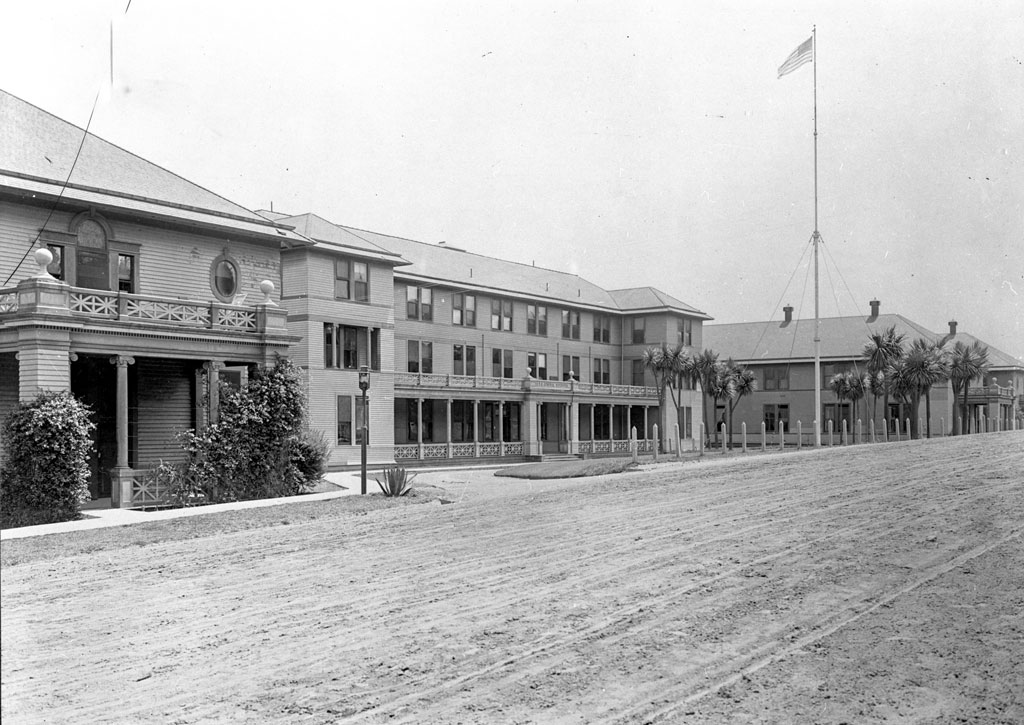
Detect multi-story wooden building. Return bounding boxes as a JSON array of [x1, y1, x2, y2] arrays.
[[702, 300, 1023, 442], [0, 90, 308, 506]]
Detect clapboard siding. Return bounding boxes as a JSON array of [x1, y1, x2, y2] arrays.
[[0, 353, 18, 427], [135, 358, 194, 467], [0, 204, 71, 280]]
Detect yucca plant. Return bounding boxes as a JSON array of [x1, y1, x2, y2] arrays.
[[376, 466, 416, 497]]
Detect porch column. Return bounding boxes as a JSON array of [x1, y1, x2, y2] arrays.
[[523, 397, 541, 456], [203, 360, 225, 424], [14, 329, 72, 401], [568, 401, 579, 454], [609, 404, 616, 443], [109, 355, 135, 508], [417, 398, 424, 459], [473, 399, 480, 457], [498, 400, 505, 456], [446, 397, 453, 458]]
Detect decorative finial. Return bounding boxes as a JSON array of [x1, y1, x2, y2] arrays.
[[259, 279, 276, 305], [33, 248, 55, 279]]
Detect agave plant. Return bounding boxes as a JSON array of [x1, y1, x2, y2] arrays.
[[376, 466, 416, 497]]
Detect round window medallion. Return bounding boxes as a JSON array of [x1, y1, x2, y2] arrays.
[[210, 255, 239, 301]]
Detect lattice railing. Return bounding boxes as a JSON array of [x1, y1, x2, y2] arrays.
[[503, 442, 524, 456], [423, 444, 448, 459], [214, 306, 257, 330], [579, 441, 593, 454], [70, 290, 119, 317], [592, 441, 612, 453], [452, 444, 476, 457], [123, 297, 212, 326], [612, 440, 631, 452], [478, 443, 500, 456], [395, 445, 418, 459], [0, 290, 17, 314], [130, 469, 170, 505]]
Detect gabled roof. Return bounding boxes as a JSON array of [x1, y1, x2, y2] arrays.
[[0, 90, 307, 245], [702, 313, 942, 363], [269, 212, 408, 266], [609, 287, 711, 318], [949, 332, 1024, 370]]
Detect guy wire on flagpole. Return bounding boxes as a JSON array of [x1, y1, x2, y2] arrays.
[[812, 24, 822, 448]]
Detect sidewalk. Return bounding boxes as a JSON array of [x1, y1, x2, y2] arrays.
[[1, 471, 365, 541]]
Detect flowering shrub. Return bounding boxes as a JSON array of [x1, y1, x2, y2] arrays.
[[170, 358, 327, 505], [1, 391, 95, 528]]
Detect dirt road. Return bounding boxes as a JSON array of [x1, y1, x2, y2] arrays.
[[3, 433, 1022, 723]]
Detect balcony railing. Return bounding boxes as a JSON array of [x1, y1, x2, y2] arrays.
[[1, 279, 286, 335], [966, 385, 1016, 399], [394, 372, 658, 398]]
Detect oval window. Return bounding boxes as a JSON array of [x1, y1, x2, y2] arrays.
[[210, 255, 239, 301]]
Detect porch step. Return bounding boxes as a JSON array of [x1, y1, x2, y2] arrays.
[[531, 454, 584, 462]]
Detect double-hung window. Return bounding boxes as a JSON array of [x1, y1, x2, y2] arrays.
[[453, 293, 476, 326], [335, 260, 369, 301], [324, 323, 379, 370], [631, 317, 646, 344], [453, 344, 476, 376], [561, 310, 580, 339], [407, 340, 433, 373], [407, 285, 433, 321], [527, 303, 547, 335], [492, 348, 513, 378], [678, 318, 693, 346], [491, 298, 513, 331], [562, 355, 580, 381], [764, 365, 790, 391], [527, 352, 548, 379], [593, 315, 611, 343], [593, 358, 610, 384]]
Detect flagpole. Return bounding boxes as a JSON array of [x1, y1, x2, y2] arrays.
[[812, 25, 822, 448]]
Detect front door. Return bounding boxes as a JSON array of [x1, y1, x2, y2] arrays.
[[71, 355, 117, 499]]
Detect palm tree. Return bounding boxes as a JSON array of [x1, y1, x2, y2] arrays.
[[886, 357, 920, 438], [909, 338, 951, 437], [641, 343, 690, 448], [724, 360, 757, 448], [863, 326, 906, 435], [846, 372, 867, 442], [948, 340, 990, 434], [691, 349, 720, 445], [828, 372, 851, 440], [705, 362, 737, 448]]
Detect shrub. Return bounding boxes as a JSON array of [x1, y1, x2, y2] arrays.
[[174, 357, 324, 504], [1, 391, 95, 528], [376, 466, 416, 497]]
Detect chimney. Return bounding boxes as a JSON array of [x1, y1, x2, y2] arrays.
[[868, 299, 880, 321], [781, 305, 793, 326], [939, 320, 958, 347]]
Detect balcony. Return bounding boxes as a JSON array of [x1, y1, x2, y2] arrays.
[[0, 277, 287, 335], [394, 371, 659, 399]]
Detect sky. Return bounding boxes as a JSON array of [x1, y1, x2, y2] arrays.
[[3, 1, 1023, 361]]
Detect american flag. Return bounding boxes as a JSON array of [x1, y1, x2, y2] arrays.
[[778, 36, 813, 78]]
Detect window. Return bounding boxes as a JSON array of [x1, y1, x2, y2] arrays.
[[763, 404, 790, 433], [454, 344, 476, 376], [324, 324, 376, 370], [822, 403, 851, 433], [561, 310, 580, 339], [678, 318, 693, 346], [527, 304, 547, 335], [631, 318, 646, 344], [528, 352, 548, 379], [46, 244, 65, 280], [763, 365, 790, 391], [406, 285, 432, 321], [593, 358, 610, 385], [334, 259, 369, 301], [453, 293, 476, 326], [492, 348, 513, 378], [116, 254, 135, 293], [337, 395, 352, 444], [632, 359, 645, 386], [562, 355, 580, 381], [208, 254, 240, 301], [451, 400, 475, 442], [822, 363, 856, 388], [503, 402, 521, 441], [594, 406, 610, 439], [594, 315, 611, 343], [408, 340, 433, 373], [491, 298, 513, 331]]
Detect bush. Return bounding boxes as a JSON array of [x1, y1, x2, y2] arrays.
[[172, 358, 324, 505], [1, 391, 95, 528]]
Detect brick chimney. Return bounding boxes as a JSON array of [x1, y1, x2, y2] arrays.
[[781, 305, 793, 326], [868, 299, 880, 321], [939, 320, 958, 347]]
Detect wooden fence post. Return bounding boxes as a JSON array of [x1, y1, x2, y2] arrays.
[[797, 420, 802, 449], [741, 421, 747, 453], [761, 421, 766, 451]]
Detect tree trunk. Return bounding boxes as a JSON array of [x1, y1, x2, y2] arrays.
[[962, 382, 971, 434], [925, 389, 932, 438]]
